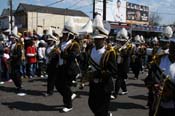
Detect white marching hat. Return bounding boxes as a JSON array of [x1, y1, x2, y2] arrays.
[[63, 17, 78, 35], [10, 26, 20, 39], [47, 27, 60, 43], [163, 26, 173, 38], [140, 35, 145, 43], [116, 28, 128, 41], [92, 14, 110, 39], [134, 35, 141, 44], [152, 37, 159, 44]]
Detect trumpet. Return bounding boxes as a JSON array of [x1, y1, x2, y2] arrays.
[[118, 38, 133, 52], [153, 77, 175, 116]]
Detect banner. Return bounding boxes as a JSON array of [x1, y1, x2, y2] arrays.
[[94, 0, 149, 24], [126, 2, 149, 22], [107, 0, 126, 22]]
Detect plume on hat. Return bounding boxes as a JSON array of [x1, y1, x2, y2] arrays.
[[164, 26, 173, 38], [116, 28, 128, 41], [152, 37, 159, 44], [93, 14, 110, 35], [92, 14, 110, 38], [134, 35, 141, 44], [140, 35, 145, 43], [12, 26, 20, 38], [64, 17, 78, 35], [47, 27, 59, 43], [78, 19, 93, 34]]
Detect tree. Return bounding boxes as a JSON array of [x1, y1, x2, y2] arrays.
[[149, 12, 162, 26]]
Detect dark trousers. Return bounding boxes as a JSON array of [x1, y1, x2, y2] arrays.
[[56, 83, 72, 108], [88, 82, 111, 116], [148, 87, 154, 116], [115, 74, 127, 95], [131, 60, 142, 79], [0, 58, 2, 82], [55, 65, 72, 108], [11, 65, 22, 90], [37, 59, 46, 77], [47, 65, 57, 94]]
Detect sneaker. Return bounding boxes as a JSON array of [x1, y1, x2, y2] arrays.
[[45, 74, 48, 79], [121, 91, 128, 95], [17, 92, 26, 96], [0, 81, 5, 85], [71, 93, 77, 100], [40, 75, 44, 78], [79, 83, 85, 89], [110, 95, 116, 100], [62, 107, 72, 113], [108, 112, 112, 116]]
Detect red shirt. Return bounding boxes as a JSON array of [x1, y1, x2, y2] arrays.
[[26, 46, 37, 64]]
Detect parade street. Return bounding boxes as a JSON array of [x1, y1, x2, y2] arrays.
[[0, 71, 149, 116]]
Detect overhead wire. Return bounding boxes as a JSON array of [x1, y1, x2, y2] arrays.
[[67, 0, 82, 9]]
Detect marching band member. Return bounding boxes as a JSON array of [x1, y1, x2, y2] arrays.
[[145, 26, 175, 116], [55, 18, 80, 113], [131, 35, 145, 79], [154, 26, 175, 116], [87, 14, 117, 116], [10, 34, 26, 96], [114, 28, 129, 97], [45, 34, 60, 96]]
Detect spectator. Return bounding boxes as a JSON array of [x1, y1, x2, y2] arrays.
[[26, 40, 37, 79], [0, 34, 4, 84], [1, 47, 11, 82]]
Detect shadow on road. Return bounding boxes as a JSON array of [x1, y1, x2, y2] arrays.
[[110, 101, 147, 111], [76, 90, 89, 96], [0, 86, 45, 96], [127, 83, 145, 88], [128, 95, 147, 101], [28, 78, 47, 83], [1, 101, 63, 111]]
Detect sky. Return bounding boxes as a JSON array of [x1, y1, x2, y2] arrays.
[[0, 0, 175, 25]]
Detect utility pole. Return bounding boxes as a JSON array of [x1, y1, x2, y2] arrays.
[[9, 0, 13, 34], [103, 0, 106, 20], [93, 0, 95, 18]]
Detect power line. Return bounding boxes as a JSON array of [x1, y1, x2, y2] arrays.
[[67, 0, 82, 9], [33, 0, 65, 11], [74, 2, 93, 10], [46, 0, 65, 7]]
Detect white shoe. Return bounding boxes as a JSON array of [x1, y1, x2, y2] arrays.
[[78, 83, 85, 89], [40, 75, 44, 78], [121, 91, 128, 95], [71, 93, 77, 100], [109, 112, 112, 116], [62, 107, 72, 112], [17, 92, 26, 96], [110, 95, 116, 100], [0, 81, 5, 85], [45, 75, 48, 79]]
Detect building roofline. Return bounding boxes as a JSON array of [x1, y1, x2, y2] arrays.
[[16, 3, 89, 17]]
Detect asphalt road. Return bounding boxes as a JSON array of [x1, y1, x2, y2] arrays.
[[0, 72, 149, 116]]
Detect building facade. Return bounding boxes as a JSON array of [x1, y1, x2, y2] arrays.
[[15, 3, 90, 35]]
